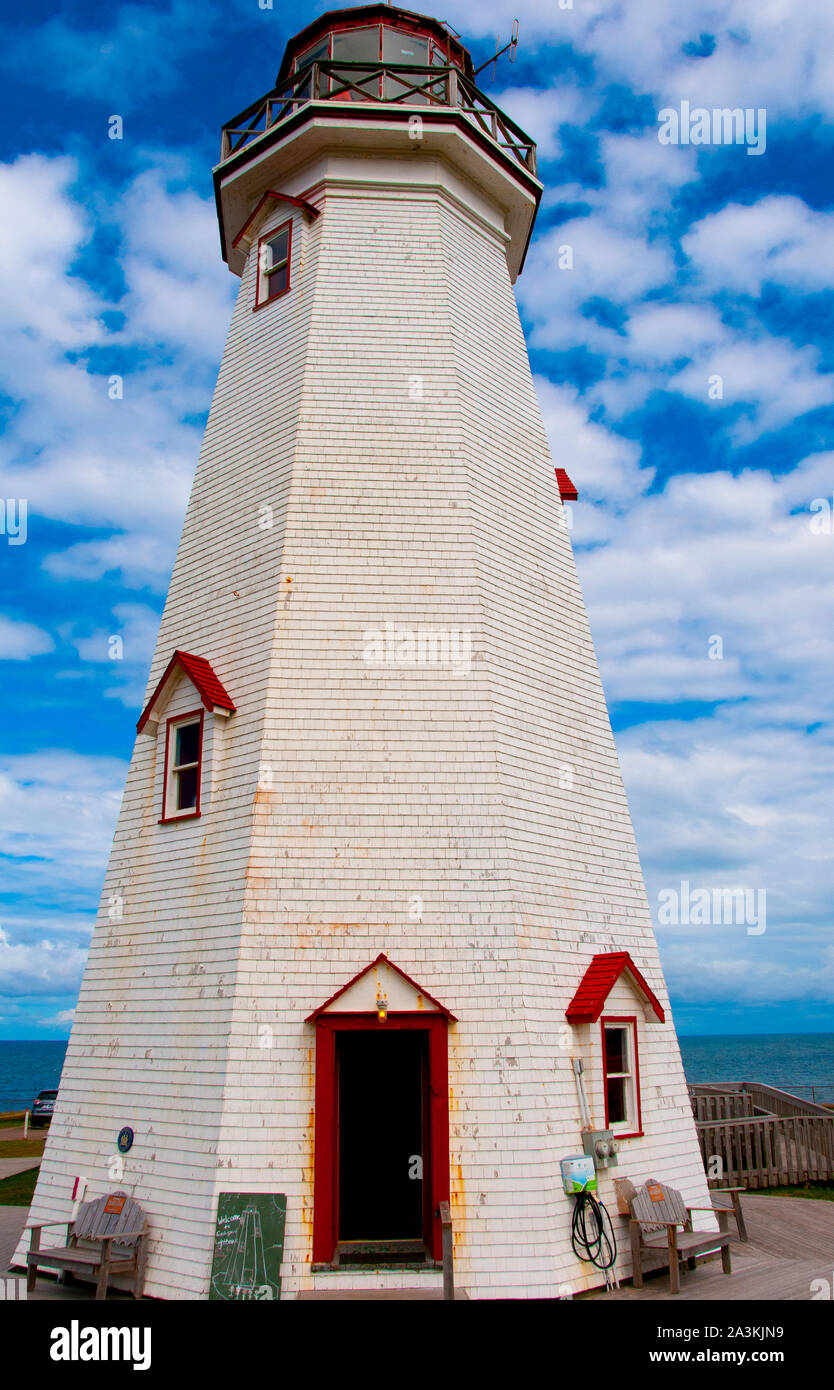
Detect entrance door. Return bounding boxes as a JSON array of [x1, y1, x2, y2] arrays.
[[311, 1013, 450, 1264], [337, 1030, 426, 1242]]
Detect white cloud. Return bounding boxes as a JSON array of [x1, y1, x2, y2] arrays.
[[0, 926, 90, 999], [0, 155, 105, 351], [535, 376, 653, 504], [0, 152, 235, 590], [445, 0, 834, 120], [0, 615, 53, 660], [682, 197, 834, 297], [0, 752, 126, 904]]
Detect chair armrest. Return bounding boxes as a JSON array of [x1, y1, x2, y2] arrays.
[[687, 1205, 721, 1213], [29, 1221, 74, 1234]]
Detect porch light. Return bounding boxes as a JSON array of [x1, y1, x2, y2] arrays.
[[377, 996, 388, 1022]]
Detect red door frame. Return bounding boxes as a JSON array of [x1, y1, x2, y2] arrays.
[[312, 1012, 450, 1263]]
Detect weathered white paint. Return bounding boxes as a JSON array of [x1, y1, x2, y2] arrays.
[[18, 103, 713, 1300]]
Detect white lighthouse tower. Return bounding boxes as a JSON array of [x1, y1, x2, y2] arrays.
[[20, 4, 713, 1299]]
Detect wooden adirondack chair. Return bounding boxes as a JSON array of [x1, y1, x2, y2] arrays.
[[26, 1192, 148, 1300], [619, 1177, 732, 1294]]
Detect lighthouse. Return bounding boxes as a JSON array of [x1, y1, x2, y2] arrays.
[[19, 4, 713, 1299]]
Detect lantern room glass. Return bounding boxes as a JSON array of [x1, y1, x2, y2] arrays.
[[291, 21, 463, 107]]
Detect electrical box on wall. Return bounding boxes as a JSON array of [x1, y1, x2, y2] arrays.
[[582, 1129, 619, 1169], [560, 1154, 598, 1194]]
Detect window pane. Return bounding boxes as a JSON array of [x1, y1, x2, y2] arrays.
[[329, 29, 380, 100], [294, 38, 329, 98], [383, 28, 429, 102], [267, 262, 288, 298], [606, 1076, 627, 1125], [382, 29, 428, 64], [175, 721, 200, 768], [176, 765, 199, 811], [296, 37, 330, 69], [604, 1026, 627, 1075], [332, 27, 379, 62], [268, 230, 289, 266]]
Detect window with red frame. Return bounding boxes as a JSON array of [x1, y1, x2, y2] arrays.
[[257, 222, 292, 307], [162, 712, 203, 821], [602, 1018, 642, 1136]]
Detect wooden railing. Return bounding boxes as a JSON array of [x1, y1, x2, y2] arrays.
[[696, 1114, 834, 1188], [690, 1089, 755, 1122], [690, 1081, 833, 1121], [219, 61, 537, 177]]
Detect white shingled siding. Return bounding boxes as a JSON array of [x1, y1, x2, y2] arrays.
[[18, 144, 712, 1299]]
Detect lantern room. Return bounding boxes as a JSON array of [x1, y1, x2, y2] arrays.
[[278, 3, 474, 99], [215, 4, 539, 281]]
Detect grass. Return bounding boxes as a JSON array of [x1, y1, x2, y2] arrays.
[[0, 1166, 38, 1206], [0, 1112, 26, 1129], [0, 1138, 45, 1159], [759, 1180, 834, 1202]]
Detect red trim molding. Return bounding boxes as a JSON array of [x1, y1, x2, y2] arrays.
[[565, 951, 665, 1025], [159, 708, 204, 824], [311, 1012, 450, 1263], [601, 1015, 644, 1139]]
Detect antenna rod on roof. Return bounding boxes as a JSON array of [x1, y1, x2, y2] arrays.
[[474, 18, 519, 83]]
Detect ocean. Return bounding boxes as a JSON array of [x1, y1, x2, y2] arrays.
[[2, 1033, 834, 1112]]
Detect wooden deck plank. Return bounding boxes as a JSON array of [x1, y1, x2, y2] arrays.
[[582, 1195, 834, 1302]]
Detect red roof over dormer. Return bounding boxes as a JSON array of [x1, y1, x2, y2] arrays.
[[565, 951, 665, 1024], [555, 468, 578, 502], [137, 650, 236, 733], [231, 189, 320, 250]]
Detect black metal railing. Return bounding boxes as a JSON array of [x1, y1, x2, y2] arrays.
[[220, 61, 537, 176]]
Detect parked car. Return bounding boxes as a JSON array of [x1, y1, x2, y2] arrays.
[[30, 1089, 58, 1128]]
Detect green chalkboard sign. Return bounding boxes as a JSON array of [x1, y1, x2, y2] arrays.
[[209, 1193, 287, 1301]]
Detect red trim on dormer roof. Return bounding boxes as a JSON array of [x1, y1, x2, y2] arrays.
[[137, 650, 236, 733], [305, 952, 456, 1020], [555, 468, 578, 502], [565, 951, 665, 1024], [231, 189, 320, 250]]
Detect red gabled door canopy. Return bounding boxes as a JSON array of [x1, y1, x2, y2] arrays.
[[565, 951, 665, 1024]]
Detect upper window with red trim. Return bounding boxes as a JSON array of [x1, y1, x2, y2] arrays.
[[256, 220, 292, 307], [602, 1017, 642, 1137], [162, 711, 203, 822]]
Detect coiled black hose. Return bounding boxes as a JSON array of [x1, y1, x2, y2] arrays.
[[571, 1191, 618, 1270]]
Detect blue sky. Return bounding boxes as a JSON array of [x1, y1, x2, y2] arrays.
[[1, 0, 833, 1039]]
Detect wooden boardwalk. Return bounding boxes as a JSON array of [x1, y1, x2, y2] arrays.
[[583, 1194, 834, 1301]]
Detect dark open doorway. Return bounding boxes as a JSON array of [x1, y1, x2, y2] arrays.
[[336, 1030, 428, 1248]]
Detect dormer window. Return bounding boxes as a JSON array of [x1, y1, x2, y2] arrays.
[[163, 712, 203, 821], [256, 221, 292, 307], [602, 1017, 642, 1136]]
